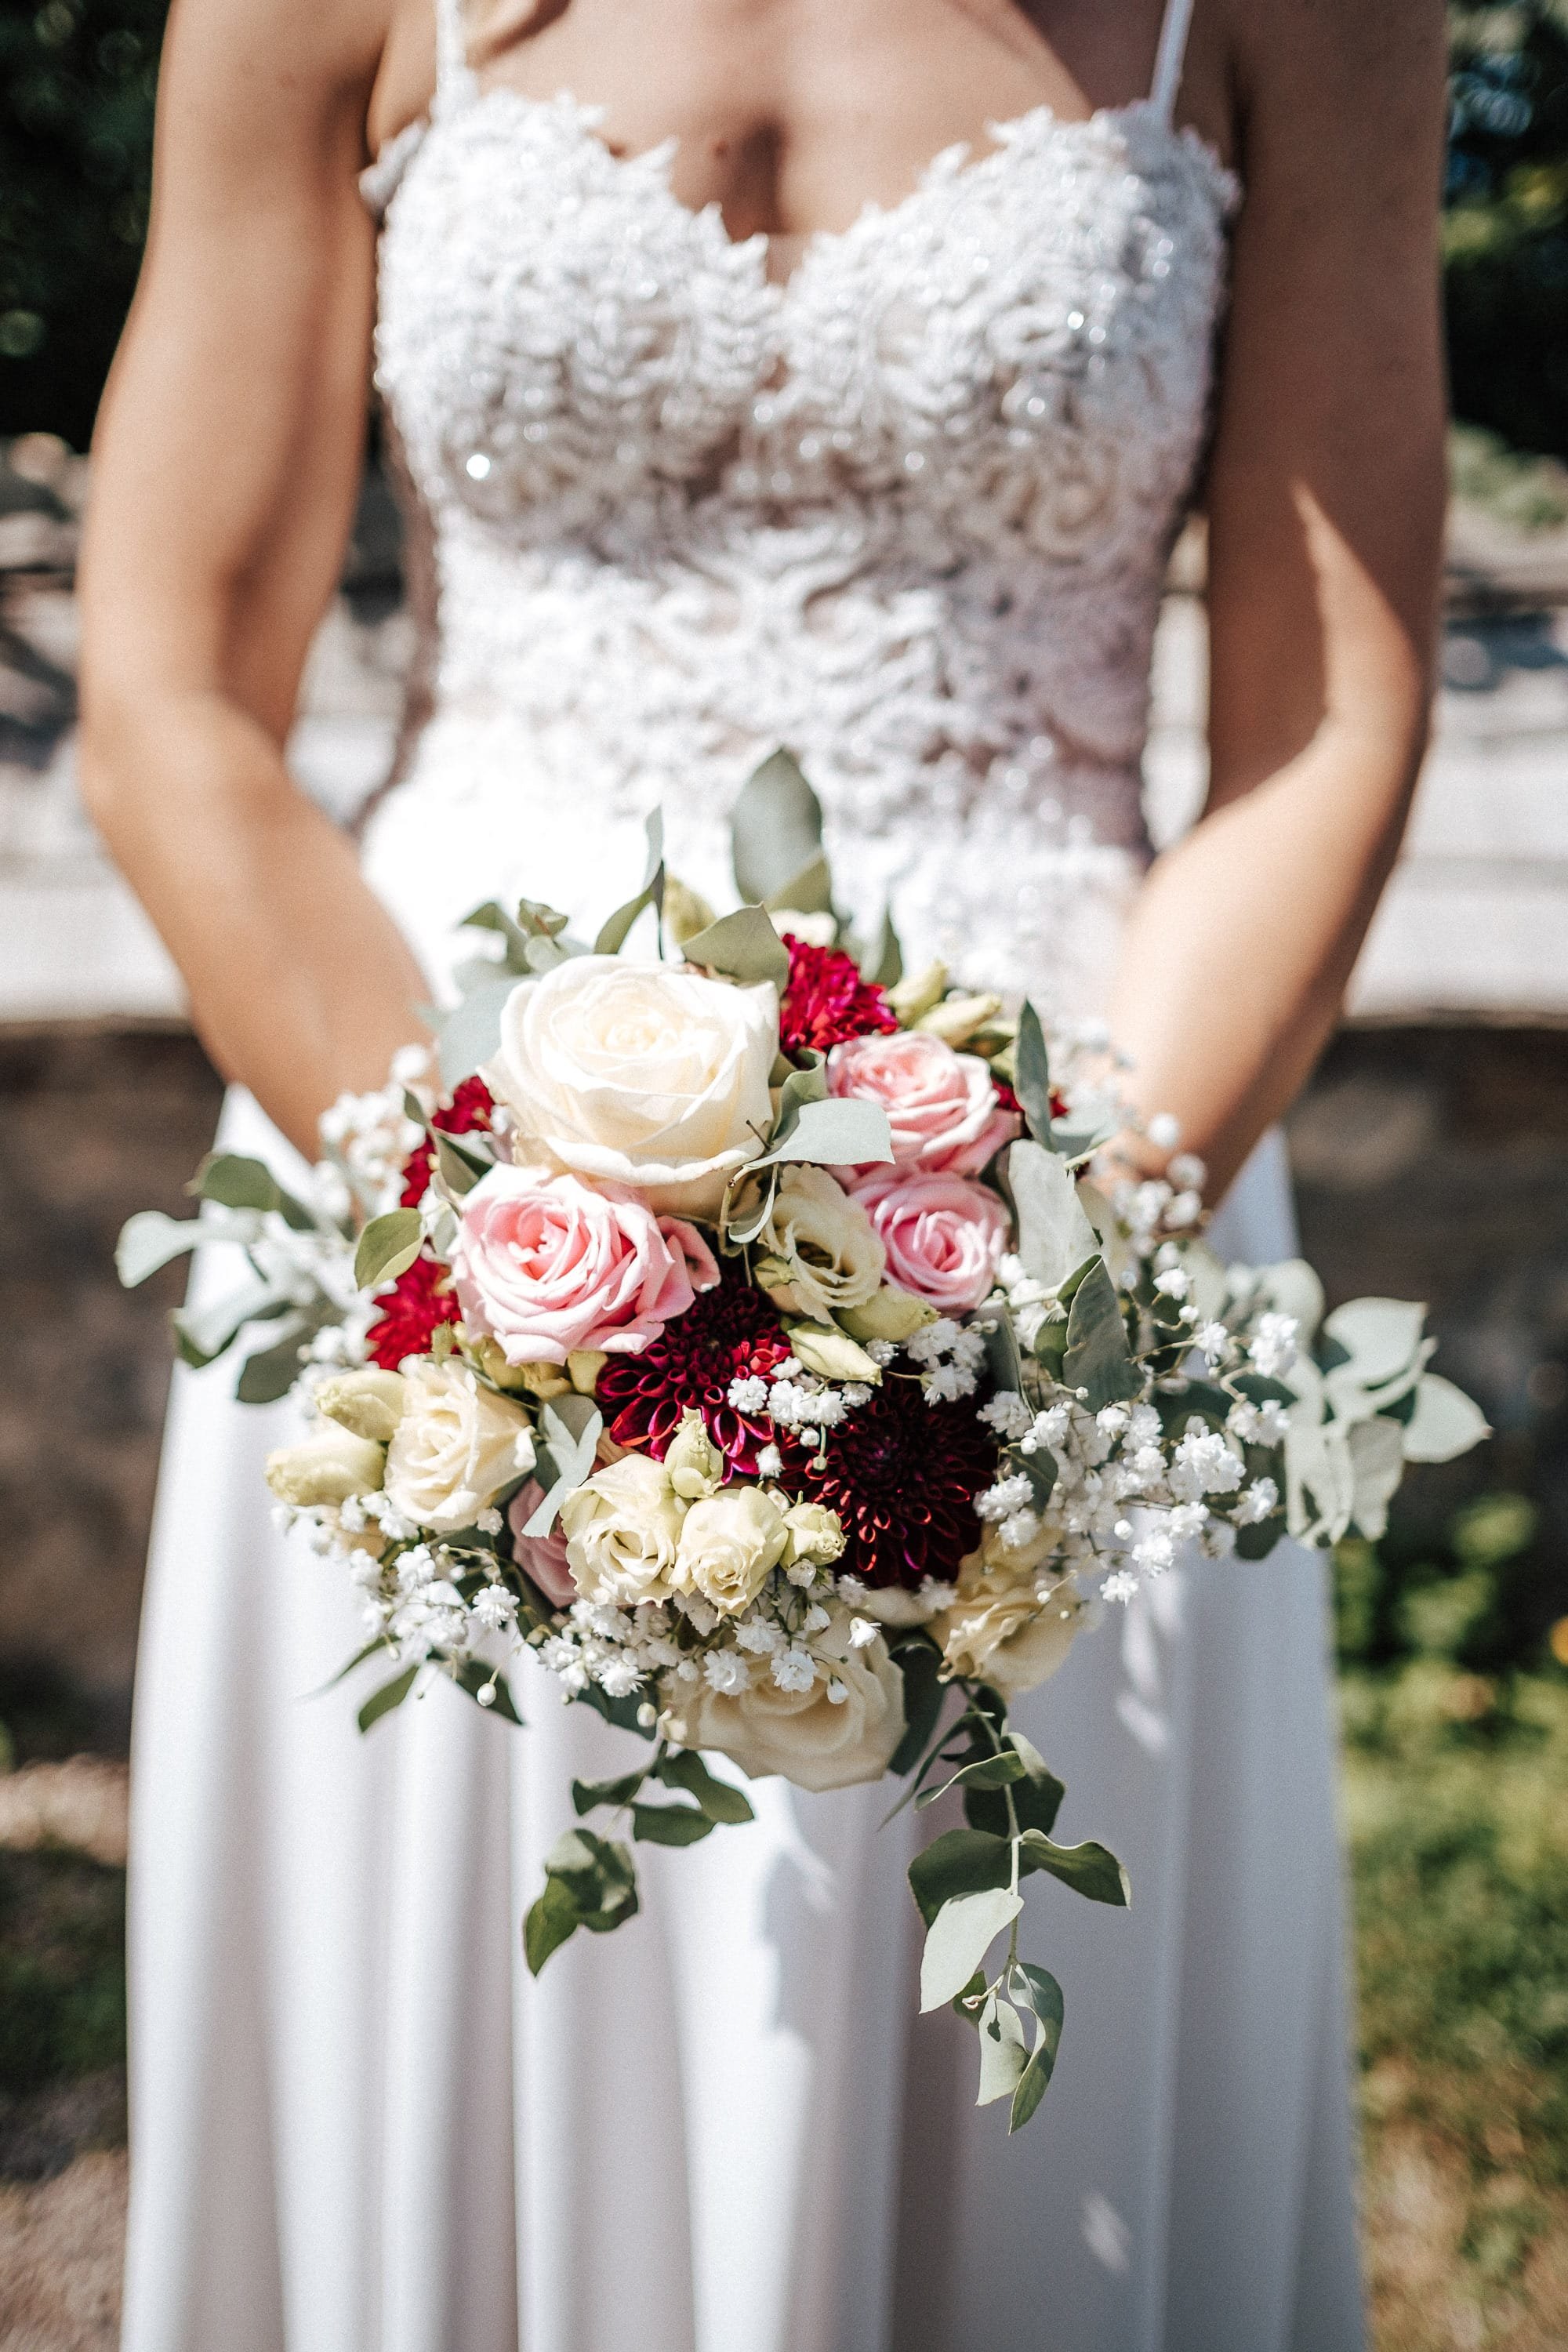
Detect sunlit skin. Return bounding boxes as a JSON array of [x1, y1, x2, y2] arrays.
[[78, 0, 1448, 1189]]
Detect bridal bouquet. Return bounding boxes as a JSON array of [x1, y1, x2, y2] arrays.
[[119, 753, 1486, 2132]]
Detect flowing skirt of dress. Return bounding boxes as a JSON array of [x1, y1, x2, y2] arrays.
[[122, 1117, 1364, 2352]]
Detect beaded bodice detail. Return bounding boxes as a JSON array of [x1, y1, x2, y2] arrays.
[[363, 73, 1236, 1004]]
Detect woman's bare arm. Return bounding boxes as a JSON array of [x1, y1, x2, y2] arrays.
[[78, 0, 432, 1158], [1106, 0, 1449, 1200]]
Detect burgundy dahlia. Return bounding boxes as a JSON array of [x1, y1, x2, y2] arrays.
[[365, 1254, 459, 1370], [779, 935, 898, 1058], [399, 1075, 495, 1207], [595, 1266, 793, 1474], [782, 1374, 997, 1592]]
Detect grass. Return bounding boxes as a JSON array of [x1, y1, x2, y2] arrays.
[[1345, 1666, 1568, 2349]]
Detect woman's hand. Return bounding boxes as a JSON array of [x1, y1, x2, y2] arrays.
[[78, 0, 435, 1158], [1106, 0, 1449, 1200]]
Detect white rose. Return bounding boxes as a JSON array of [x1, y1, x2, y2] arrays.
[[673, 1483, 789, 1615], [664, 1610, 906, 1792], [930, 1547, 1085, 1699], [757, 1165, 886, 1323], [482, 956, 778, 1215], [265, 1425, 386, 1508], [560, 1454, 684, 1606], [383, 1360, 535, 1534]]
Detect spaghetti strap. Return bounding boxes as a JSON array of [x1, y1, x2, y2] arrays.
[[1149, 0, 1196, 123], [432, 0, 477, 112]]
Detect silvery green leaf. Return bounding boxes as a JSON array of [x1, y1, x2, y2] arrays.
[[1183, 1240, 1229, 1329], [434, 1128, 493, 1197], [172, 1277, 292, 1368], [358, 1664, 419, 1733], [1401, 1374, 1491, 1463], [1346, 1415, 1406, 1541], [354, 1208, 423, 1291], [907, 1827, 1014, 1926], [1006, 1728, 1052, 1783], [1283, 1410, 1353, 1544], [572, 1769, 648, 1816], [594, 811, 667, 953], [773, 1047, 829, 1126], [920, 1886, 1023, 2011], [235, 1313, 318, 1403], [1249, 1258, 1326, 1346], [1323, 1298, 1428, 1388], [1062, 1258, 1140, 1409], [438, 978, 519, 1090], [721, 1165, 779, 1248], [190, 1152, 317, 1234], [680, 905, 791, 993], [1012, 1001, 1055, 1147], [525, 1397, 604, 1534], [1007, 1141, 1099, 1293], [864, 906, 903, 989], [976, 1994, 1029, 2106], [1018, 1830, 1130, 1907], [461, 899, 534, 969], [916, 1747, 1027, 1812], [765, 852, 834, 919], [753, 1094, 893, 1171], [116, 1210, 205, 1288], [1007, 1963, 1065, 2132], [731, 746, 826, 908]]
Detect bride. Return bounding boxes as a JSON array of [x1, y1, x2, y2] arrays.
[[79, 0, 1445, 2345]]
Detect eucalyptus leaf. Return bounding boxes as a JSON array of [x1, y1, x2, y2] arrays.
[[1062, 1258, 1140, 1409], [1250, 1258, 1327, 1347], [1018, 1830, 1131, 1907], [765, 853, 834, 919], [593, 808, 667, 954], [358, 1664, 419, 1733], [864, 907, 903, 989], [524, 1397, 604, 1535], [975, 1993, 1029, 2106], [1401, 1374, 1490, 1463], [354, 1209, 424, 1291], [438, 978, 519, 1091], [1322, 1296, 1428, 1388], [916, 1748, 1027, 1812], [462, 899, 535, 969], [681, 905, 790, 993], [433, 1129, 493, 1199], [1346, 1414, 1407, 1541], [1007, 1141, 1100, 1293], [116, 1210, 206, 1289], [572, 1769, 648, 1816], [1007, 1963, 1065, 2132], [172, 1276, 292, 1369], [731, 747, 826, 908], [1013, 1001, 1055, 1146], [753, 1094, 893, 1172], [887, 1637, 947, 1780], [908, 1828, 1013, 1926], [234, 1315, 316, 1403], [920, 1886, 1023, 2011]]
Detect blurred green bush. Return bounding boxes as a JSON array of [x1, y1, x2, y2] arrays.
[[2, 3, 1568, 459], [1335, 1487, 1565, 1678]]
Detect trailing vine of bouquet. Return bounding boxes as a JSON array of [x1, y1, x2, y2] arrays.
[[120, 751, 1486, 2132]]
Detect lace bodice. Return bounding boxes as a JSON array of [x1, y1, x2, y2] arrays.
[[359, 9, 1236, 1007]]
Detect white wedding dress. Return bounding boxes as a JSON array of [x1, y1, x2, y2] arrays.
[[122, 1, 1365, 2343]]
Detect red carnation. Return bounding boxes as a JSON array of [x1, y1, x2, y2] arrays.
[[779, 935, 898, 1058], [365, 1254, 459, 1370], [399, 1075, 495, 1206], [595, 1265, 793, 1475], [781, 1374, 996, 1592]]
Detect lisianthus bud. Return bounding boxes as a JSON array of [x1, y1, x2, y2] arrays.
[[314, 1367, 408, 1444], [265, 1425, 386, 1508], [566, 1349, 608, 1396], [887, 960, 949, 1023], [914, 992, 1004, 1049], [665, 1409, 724, 1501], [786, 1324, 882, 1385], [840, 1283, 938, 1343]]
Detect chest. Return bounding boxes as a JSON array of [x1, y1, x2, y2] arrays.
[[372, 90, 1235, 558]]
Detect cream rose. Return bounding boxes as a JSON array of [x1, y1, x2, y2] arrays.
[[756, 1164, 886, 1323], [382, 1359, 535, 1534], [663, 1610, 906, 1791], [265, 1425, 386, 1508], [483, 956, 778, 1214], [673, 1485, 789, 1615], [930, 1544, 1085, 1699], [559, 1454, 684, 1606]]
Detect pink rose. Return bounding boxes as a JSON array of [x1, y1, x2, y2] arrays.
[[851, 1167, 1009, 1315], [827, 1031, 1018, 1176], [506, 1480, 578, 1609], [452, 1167, 719, 1367]]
